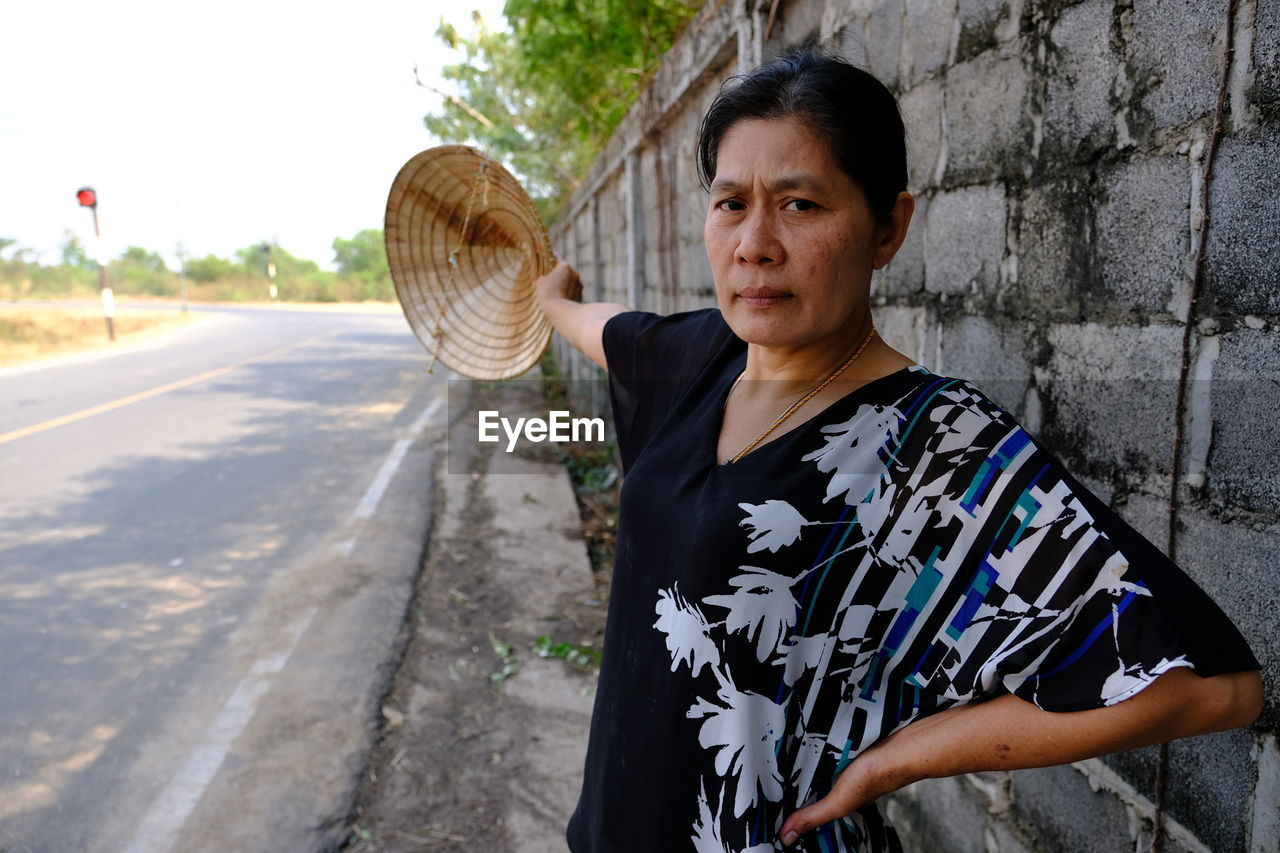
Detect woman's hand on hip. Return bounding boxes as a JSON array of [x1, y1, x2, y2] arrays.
[[777, 667, 1262, 847], [776, 729, 918, 846]]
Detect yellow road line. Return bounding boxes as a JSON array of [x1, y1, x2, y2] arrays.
[[0, 336, 329, 447]]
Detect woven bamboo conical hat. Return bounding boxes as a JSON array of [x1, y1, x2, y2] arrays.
[[385, 145, 555, 379]]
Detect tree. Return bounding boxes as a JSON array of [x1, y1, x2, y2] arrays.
[[333, 229, 394, 301], [119, 246, 168, 272], [234, 244, 318, 277], [185, 254, 240, 283], [333, 229, 388, 277], [59, 231, 97, 271], [426, 1, 700, 217], [111, 246, 173, 295]]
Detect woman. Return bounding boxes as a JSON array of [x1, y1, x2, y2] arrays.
[[534, 47, 1262, 852]]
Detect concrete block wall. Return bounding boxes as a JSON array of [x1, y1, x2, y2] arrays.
[[548, 0, 1279, 849]]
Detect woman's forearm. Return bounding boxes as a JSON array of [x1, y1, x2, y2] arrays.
[[779, 667, 1261, 845], [538, 295, 632, 370], [872, 668, 1260, 784]]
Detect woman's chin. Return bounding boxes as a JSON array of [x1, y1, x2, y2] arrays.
[[718, 303, 822, 349], [721, 315, 809, 349]]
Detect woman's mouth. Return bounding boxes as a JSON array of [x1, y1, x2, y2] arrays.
[[738, 287, 792, 308]]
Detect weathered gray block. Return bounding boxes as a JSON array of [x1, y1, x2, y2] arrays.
[[1163, 728, 1256, 853], [903, 0, 958, 84], [1206, 328, 1280, 515], [1009, 764, 1142, 853], [885, 774, 991, 853], [881, 192, 928, 298], [1249, 734, 1280, 852], [1204, 134, 1280, 316], [873, 304, 930, 364], [638, 142, 665, 313], [1011, 176, 1092, 319], [1130, 0, 1228, 131], [1176, 509, 1278, 728], [956, 0, 1013, 61], [987, 819, 1037, 853], [1044, 0, 1119, 155], [861, 0, 905, 90], [944, 46, 1033, 182], [825, 21, 871, 71], [595, 170, 628, 305], [773, 0, 827, 52], [1113, 489, 1172, 555], [1253, 0, 1280, 107], [1095, 154, 1191, 315], [900, 77, 945, 190], [1077, 472, 1116, 506], [671, 79, 718, 312], [938, 315, 1032, 412], [924, 185, 1006, 294], [1101, 745, 1161, 804], [1038, 322, 1183, 477]]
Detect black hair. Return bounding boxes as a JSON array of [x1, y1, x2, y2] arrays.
[[696, 45, 908, 224]]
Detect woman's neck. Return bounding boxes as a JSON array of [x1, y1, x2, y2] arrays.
[[739, 313, 878, 385]]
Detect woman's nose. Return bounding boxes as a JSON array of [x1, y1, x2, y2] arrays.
[[735, 209, 784, 266]]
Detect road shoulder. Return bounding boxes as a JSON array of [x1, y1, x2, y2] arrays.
[[344, 379, 604, 852]]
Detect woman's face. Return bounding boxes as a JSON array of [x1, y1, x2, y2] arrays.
[[704, 116, 893, 352]]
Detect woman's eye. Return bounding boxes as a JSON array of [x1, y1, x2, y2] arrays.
[[784, 198, 819, 211]]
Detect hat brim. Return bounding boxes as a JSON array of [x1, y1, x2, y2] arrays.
[[385, 146, 555, 380]]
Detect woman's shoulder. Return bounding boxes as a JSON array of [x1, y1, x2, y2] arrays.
[[603, 307, 741, 386], [885, 368, 1020, 431], [604, 306, 734, 346]]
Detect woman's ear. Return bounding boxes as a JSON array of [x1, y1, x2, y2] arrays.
[[872, 192, 916, 270]]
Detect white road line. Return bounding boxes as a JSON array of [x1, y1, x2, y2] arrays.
[[354, 439, 412, 520], [408, 396, 443, 436], [123, 607, 318, 853], [352, 397, 442, 521]]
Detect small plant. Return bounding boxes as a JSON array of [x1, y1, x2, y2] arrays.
[[533, 635, 601, 669], [489, 633, 518, 683], [566, 445, 619, 493]]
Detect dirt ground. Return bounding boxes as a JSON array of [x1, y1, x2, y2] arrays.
[[0, 306, 203, 367], [341, 378, 615, 852]]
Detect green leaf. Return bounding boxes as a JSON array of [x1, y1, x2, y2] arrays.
[[426, 1, 700, 217]]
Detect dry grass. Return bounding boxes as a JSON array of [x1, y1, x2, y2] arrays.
[[0, 307, 201, 367]]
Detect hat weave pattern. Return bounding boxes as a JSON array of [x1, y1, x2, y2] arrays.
[[386, 145, 555, 380]]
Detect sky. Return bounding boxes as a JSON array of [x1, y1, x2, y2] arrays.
[[0, 0, 505, 271]]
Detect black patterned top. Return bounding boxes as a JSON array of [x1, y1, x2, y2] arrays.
[[565, 309, 1257, 853]]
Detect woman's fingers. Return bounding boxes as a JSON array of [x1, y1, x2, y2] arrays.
[[777, 751, 893, 847], [777, 789, 858, 847], [534, 258, 582, 303]]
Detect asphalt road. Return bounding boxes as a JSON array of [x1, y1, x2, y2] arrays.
[[0, 305, 446, 852]]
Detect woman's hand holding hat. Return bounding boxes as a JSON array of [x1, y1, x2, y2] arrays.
[[531, 255, 631, 372], [534, 256, 584, 306]]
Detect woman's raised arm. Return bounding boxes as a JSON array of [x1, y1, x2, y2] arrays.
[[777, 667, 1262, 846], [533, 258, 632, 371]]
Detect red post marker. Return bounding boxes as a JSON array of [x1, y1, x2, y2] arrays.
[[75, 185, 115, 341]]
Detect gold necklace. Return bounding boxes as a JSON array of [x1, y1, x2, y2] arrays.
[[723, 327, 878, 464]]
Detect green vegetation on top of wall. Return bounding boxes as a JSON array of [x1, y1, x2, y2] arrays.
[[426, 0, 702, 218]]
